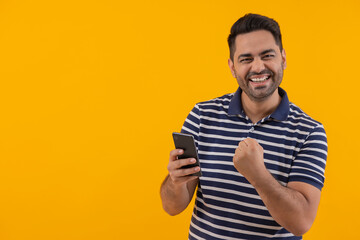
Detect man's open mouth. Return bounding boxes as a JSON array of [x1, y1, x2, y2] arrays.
[[249, 76, 270, 82]]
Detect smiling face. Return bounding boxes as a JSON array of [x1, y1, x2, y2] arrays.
[[228, 30, 286, 102]]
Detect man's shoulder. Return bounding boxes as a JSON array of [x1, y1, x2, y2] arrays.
[[196, 92, 234, 108], [288, 102, 324, 129]]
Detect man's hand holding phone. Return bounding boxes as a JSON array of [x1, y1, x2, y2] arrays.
[[167, 149, 201, 186], [160, 133, 201, 215]]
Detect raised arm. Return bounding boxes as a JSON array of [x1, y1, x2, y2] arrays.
[[233, 138, 321, 236]]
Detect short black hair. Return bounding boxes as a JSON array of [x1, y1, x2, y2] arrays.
[[227, 13, 283, 61]]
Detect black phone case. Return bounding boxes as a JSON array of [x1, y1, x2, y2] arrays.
[[172, 132, 201, 176]]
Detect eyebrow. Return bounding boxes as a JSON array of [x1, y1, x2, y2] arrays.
[[237, 49, 276, 61], [261, 49, 276, 55]]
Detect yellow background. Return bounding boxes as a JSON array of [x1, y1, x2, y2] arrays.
[[0, 0, 358, 239]]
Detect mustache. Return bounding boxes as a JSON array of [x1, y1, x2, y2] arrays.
[[246, 69, 273, 79]]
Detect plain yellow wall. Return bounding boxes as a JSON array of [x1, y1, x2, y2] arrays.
[[0, 0, 359, 239]]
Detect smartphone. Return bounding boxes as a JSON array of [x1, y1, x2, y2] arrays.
[[172, 132, 201, 176]]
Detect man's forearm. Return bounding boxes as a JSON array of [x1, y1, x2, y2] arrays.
[[160, 175, 193, 216], [249, 170, 320, 236], [233, 138, 321, 236]]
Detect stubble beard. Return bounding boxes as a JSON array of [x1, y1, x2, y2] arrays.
[[236, 67, 284, 102]]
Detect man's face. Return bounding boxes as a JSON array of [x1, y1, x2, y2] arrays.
[[228, 30, 286, 102]]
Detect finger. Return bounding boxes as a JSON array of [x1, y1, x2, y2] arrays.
[[246, 137, 259, 145], [242, 139, 248, 147], [168, 157, 197, 172], [234, 148, 243, 159], [174, 158, 197, 170], [169, 167, 199, 183], [173, 166, 201, 178], [169, 149, 184, 161], [238, 141, 247, 150]]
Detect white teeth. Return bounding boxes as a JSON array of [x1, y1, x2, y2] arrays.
[[250, 76, 269, 82]]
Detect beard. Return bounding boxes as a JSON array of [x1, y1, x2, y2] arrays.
[[235, 65, 284, 102]]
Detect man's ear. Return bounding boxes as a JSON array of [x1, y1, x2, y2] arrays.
[[282, 49, 287, 70], [228, 58, 236, 78]]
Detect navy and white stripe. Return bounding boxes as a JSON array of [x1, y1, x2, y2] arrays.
[[181, 87, 328, 240]]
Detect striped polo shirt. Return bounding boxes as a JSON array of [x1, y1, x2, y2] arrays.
[[181, 87, 328, 240]]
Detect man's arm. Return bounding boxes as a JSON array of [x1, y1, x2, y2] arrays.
[[233, 138, 321, 236], [248, 169, 320, 236], [160, 149, 200, 216]]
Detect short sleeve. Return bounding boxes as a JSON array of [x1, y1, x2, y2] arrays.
[[288, 125, 328, 190], [181, 104, 200, 147]]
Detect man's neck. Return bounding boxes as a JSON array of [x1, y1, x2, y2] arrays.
[[241, 89, 282, 124]]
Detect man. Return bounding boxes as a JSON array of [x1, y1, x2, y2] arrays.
[[160, 13, 327, 239]]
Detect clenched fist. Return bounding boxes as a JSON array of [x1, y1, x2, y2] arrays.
[[233, 138, 267, 183]]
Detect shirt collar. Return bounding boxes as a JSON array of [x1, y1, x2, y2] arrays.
[[228, 87, 289, 121]]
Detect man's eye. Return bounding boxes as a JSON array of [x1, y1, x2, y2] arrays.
[[240, 58, 252, 63], [263, 54, 275, 59]]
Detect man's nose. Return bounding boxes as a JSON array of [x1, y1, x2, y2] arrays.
[[251, 58, 265, 73]]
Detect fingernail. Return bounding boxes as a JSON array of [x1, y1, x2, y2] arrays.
[[195, 167, 200, 171], [190, 158, 196, 163]]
